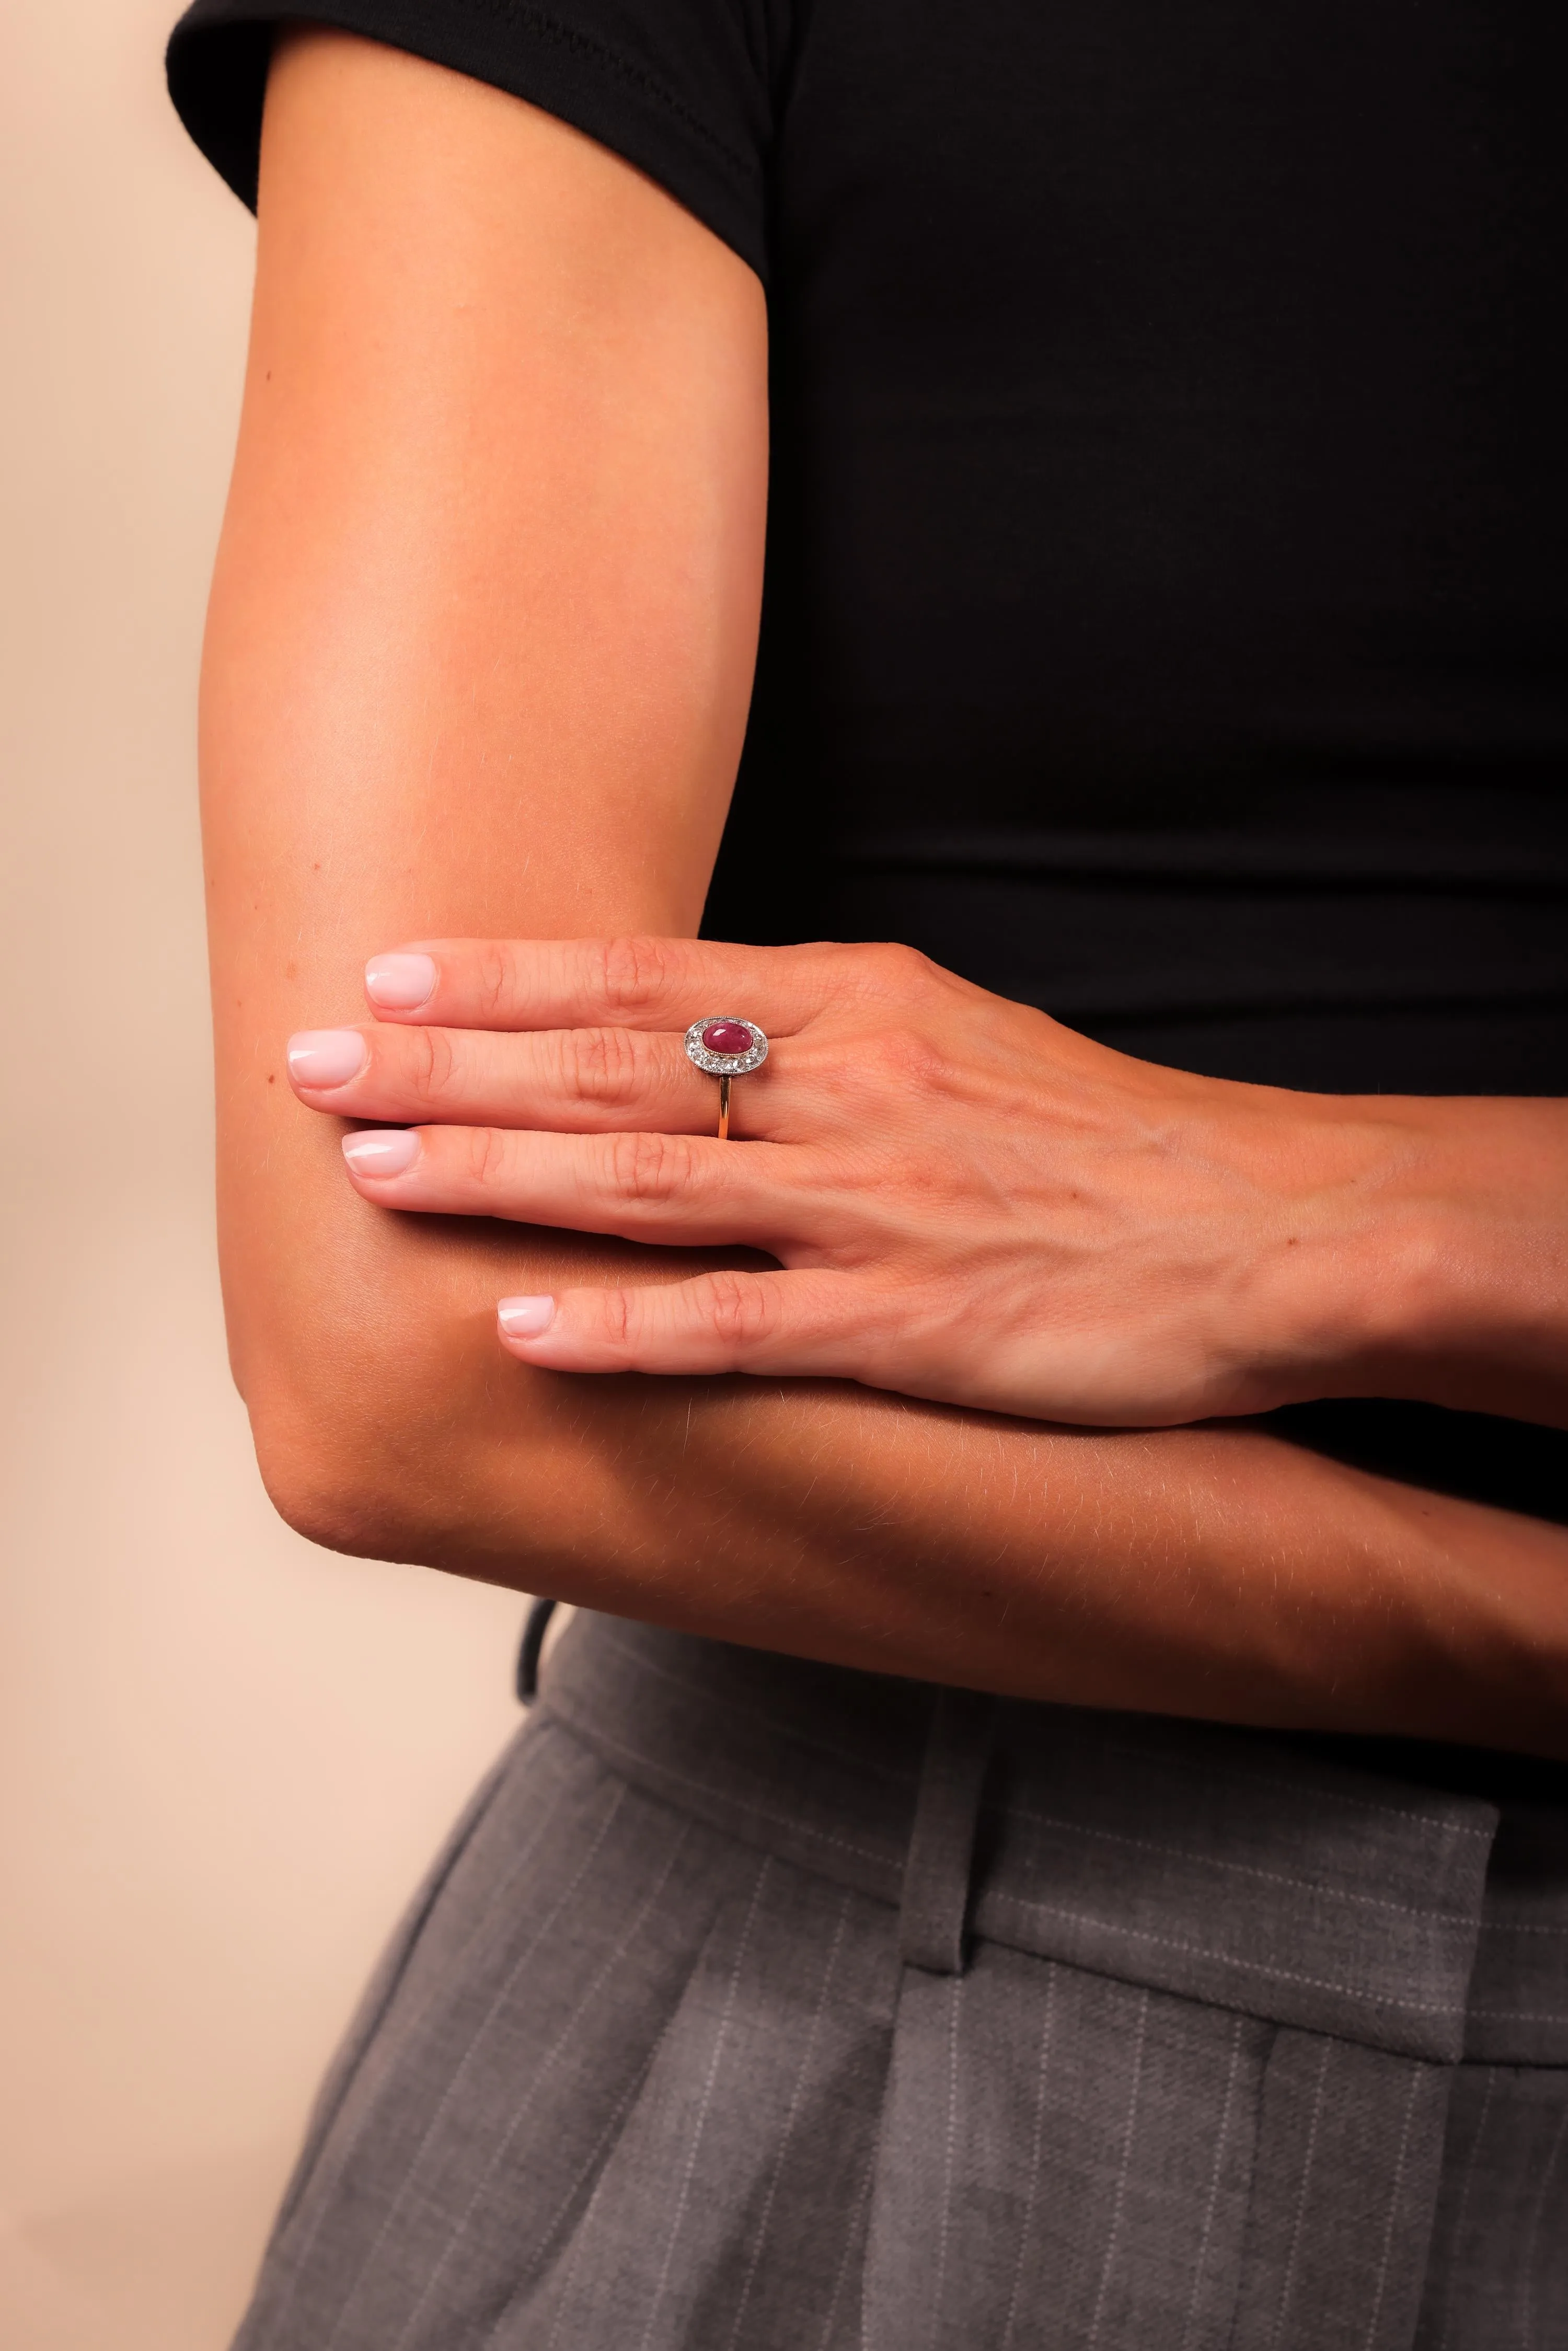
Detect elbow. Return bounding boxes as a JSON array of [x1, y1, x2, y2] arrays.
[[234, 1309, 586, 1586], [214, 1193, 630, 1588], [210, 1109, 589, 1576], [246, 1376, 439, 1565], [233, 1289, 499, 1570], [218, 1228, 506, 1565]]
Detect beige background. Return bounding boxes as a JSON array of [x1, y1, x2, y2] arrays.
[[1, 5, 532, 2343]]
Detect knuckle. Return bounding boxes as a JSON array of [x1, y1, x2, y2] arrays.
[[849, 939, 935, 1002], [463, 1124, 511, 1188], [403, 1024, 459, 1108], [606, 1128, 691, 1205], [473, 943, 514, 1022], [559, 1025, 645, 1108], [864, 1023, 947, 1093], [702, 1271, 777, 1351], [595, 934, 681, 1016], [596, 1288, 633, 1346]]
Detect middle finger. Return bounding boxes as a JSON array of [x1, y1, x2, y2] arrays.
[[339, 1121, 821, 1247], [285, 1020, 782, 1136]]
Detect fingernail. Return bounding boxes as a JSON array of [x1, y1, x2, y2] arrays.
[[498, 1295, 556, 1339], [342, 1129, 421, 1176], [365, 952, 437, 1010], [287, 1028, 368, 1087]]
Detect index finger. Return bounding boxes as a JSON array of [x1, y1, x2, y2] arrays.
[[363, 934, 855, 1033]]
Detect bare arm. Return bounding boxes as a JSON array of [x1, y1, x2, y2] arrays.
[[204, 29, 1568, 1757]]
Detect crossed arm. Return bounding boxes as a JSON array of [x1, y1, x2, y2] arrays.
[[203, 28, 1568, 1756]]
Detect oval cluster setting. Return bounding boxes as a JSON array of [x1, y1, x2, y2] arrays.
[[684, 1015, 770, 1077]]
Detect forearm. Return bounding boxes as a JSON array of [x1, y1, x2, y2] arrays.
[[659, 1391, 1568, 1755], [210, 796, 1568, 1762], [1306, 1091, 1568, 1430], [211, 750, 1568, 1767], [209, 28, 1568, 1764], [235, 1121, 1568, 1758]]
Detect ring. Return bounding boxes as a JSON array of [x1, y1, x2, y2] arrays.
[[685, 1016, 768, 1140]]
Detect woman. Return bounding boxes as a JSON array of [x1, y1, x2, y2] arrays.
[[166, 6, 1567, 2344]]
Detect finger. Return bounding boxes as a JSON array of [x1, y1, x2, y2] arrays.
[[287, 1020, 736, 1134], [361, 933, 909, 1035], [493, 1267, 877, 1376], [339, 1122, 820, 1245]]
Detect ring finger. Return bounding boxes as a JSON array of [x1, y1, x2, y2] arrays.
[[286, 1020, 780, 1137]]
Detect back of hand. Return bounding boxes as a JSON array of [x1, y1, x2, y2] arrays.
[[283, 934, 1568, 1430]]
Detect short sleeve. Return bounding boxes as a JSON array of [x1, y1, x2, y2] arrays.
[[166, 0, 780, 282]]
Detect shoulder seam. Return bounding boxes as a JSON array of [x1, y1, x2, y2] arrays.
[[459, 0, 759, 185]]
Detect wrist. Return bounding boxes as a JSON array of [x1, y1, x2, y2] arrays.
[[1272, 1095, 1568, 1422]]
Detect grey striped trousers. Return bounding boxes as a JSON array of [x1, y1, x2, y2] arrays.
[[232, 1610, 1568, 2350]]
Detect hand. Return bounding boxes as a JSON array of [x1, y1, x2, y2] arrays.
[[283, 935, 1543, 1427]]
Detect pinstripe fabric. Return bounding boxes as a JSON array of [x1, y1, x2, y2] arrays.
[[230, 1614, 1568, 2351]]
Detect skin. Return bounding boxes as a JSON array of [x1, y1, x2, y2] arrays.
[[204, 28, 1568, 1758], [286, 935, 1568, 1430]]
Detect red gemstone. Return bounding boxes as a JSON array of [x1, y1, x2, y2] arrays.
[[702, 1019, 753, 1055]]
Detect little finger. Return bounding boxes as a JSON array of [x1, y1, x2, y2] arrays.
[[493, 1267, 878, 1376]]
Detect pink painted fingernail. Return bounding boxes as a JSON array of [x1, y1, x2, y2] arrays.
[[498, 1296, 556, 1339], [287, 1029, 368, 1087], [342, 1129, 420, 1176], [365, 952, 437, 1010]]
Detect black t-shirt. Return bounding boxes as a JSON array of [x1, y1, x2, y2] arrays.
[[168, 0, 1568, 1785]]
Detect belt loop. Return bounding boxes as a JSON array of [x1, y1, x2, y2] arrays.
[[515, 1596, 558, 1705], [898, 1686, 998, 1973]]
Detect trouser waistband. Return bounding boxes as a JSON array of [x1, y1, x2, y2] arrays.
[[524, 1605, 1567, 2065]]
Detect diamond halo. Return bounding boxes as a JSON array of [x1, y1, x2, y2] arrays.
[[684, 1016, 769, 1077]]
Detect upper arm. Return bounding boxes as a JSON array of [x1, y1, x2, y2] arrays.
[[202, 28, 767, 1516], [182, 34, 1568, 1759], [209, 27, 768, 936]]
